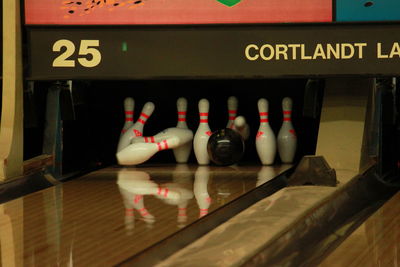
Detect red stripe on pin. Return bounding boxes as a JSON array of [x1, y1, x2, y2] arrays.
[[125, 118, 133, 121], [125, 111, 134, 115], [260, 119, 269, 123], [157, 142, 162, 151], [178, 118, 186, 122], [229, 116, 236, 120], [200, 119, 208, 123], [199, 112, 208, 116], [151, 136, 155, 143], [228, 110, 236, 114], [259, 112, 268, 116], [141, 112, 149, 118], [164, 188, 169, 197], [163, 140, 169, 150], [283, 111, 292, 114], [125, 209, 134, 216], [134, 195, 142, 203], [137, 118, 145, 124], [178, 111, 186, 115], [284, 118, 291, 121]]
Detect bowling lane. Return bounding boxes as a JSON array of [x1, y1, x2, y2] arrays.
[[319, 191, 400, 267], [0, 164, 290, 266]]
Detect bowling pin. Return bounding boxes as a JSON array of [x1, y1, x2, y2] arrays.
[[226, 96, 238, 129], [233, 115, 250, 140], [116, 128, 193, 165], [117, 102, 155, 152], [194, 99, 212, 165], [173, 97, 193, 163], [120, 97, 135, 135], [277, 97, 297, 163], [256, 98, 276, 165], [194, 166, 212, 218]]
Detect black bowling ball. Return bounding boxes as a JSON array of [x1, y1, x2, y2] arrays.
[[207, 128, 245, 166]]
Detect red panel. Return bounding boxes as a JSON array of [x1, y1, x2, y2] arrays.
[[25, 0, 332, 25]]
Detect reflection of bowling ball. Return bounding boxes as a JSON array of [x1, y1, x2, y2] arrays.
[[207, 128, 244, 166]]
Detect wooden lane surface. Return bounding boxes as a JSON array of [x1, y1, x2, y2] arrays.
[[0, 164, 289, 266], [320, 191, 400, 267]]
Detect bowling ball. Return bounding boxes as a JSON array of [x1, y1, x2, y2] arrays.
[[207, 128, 245, 166]]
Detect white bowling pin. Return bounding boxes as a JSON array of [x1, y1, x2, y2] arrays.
[[194, 99, 212, 165], [233, 115, 250, 140], [256, 98, 277, 165], [277, 97, 297, 163], [194, 166, 212, 218], [117, 102, 155, 152], [226, 96, 238, 129], [173, 97, 193, 163], [116, 128, 193, 165], [120, 97, 135, 135]]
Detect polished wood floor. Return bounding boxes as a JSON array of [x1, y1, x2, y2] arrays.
[[320, 191, 400, 267], [0, 164, 288, 266]]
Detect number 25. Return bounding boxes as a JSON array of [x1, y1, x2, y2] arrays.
[[52, 39, 101, 68]]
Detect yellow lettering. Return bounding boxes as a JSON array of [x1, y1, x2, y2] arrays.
[[326, 44, 340, 59], [354, 43, 367, 59], [245, 44, 259, 61], [377, 43, 388, 58], [312, 44, 326, 59], [260, 44, 274, 60], [341, 43, 354, 59], [389, 42, 400, 58], [288, 44, 301, 60], [275, 44, 288, 60], [301, 44, 312, 60]]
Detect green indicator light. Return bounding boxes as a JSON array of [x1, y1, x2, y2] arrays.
[[122, 42, 128, 52]]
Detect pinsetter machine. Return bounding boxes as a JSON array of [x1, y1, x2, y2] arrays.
[[0, 0, 399, 265]]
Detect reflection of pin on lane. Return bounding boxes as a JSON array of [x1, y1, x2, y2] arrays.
[[120, 97, 134, 135], [117, 102, 155, 152], [194, 166, 212, 218], [173, 97, 193, 163], [277, 97, 297, 163], [117, 169, 182, 200], [118, 187, 136, 235], [256, 98, 277, 165], [116, 128, 193, 165], [158, 165, 194, 227], [256, 166, 279, 187], [226, 96, 238, 129], [194, 99, 212, 165]]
